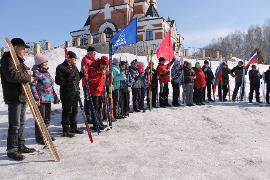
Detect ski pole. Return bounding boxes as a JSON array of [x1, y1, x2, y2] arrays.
[[82, 68, 100, 134]]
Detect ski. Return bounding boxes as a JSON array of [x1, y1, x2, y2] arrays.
[[125, 60, 130, 116], [82, 69, 101, 134], [1, 37, 60, 161], [103, 74, 111, 130], [64, 47, 94, 142], [108, 44, 113, 128]]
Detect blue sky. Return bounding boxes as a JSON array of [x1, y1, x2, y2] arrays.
[[0, 0, 269, 50]]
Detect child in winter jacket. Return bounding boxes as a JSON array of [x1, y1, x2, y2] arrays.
[[88, 56, 109, 130], [30, 54, 55, 144], [137, 61, 147, 112], [129, 60, 144, 112]]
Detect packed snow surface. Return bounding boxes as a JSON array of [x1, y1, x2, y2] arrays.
[[0, 47, 270, 179]]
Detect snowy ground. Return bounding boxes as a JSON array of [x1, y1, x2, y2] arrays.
[[1, 48, 270, 179]]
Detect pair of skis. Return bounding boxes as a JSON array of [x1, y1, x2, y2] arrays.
[[1, 37, 60, 161]]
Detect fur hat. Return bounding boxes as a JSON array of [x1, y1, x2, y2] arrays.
[[34, 54, 48, 66], [99, 56, 109, 66]]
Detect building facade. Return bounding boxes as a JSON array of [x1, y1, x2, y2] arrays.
[[70, 0, 183, 54]]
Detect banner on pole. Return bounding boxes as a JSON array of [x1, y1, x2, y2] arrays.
[[110, 17, 138, 55]]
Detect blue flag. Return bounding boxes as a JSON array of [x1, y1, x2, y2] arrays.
[[110, 17, 138, 55]]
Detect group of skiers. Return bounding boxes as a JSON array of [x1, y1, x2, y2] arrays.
[[1, 38, 270, 161]]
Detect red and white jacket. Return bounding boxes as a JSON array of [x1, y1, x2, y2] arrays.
[[81, 55, 96, 87]]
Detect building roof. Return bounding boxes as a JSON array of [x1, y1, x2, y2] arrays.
[[84, 16, 90, 27], [145, 3, 160, 17]]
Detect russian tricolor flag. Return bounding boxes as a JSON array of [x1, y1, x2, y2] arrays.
[[246, 52, 258, 69], [213, 57, 223, 93]]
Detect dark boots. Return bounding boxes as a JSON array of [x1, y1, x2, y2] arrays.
[[63, 127, 75, 138]]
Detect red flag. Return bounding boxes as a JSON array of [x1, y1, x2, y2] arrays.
[[156, 29, 175, 62]]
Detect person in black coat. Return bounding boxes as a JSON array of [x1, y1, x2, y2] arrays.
[[264, 66, 270, 104], [248, 65, 262, 103], [145, 62, 159, 108], [55, 51, 83, 137], [202, 60, 214, 101], [216, 62, 231, 101], [231, 61, 247, 101], [0, 38, 36, 161]]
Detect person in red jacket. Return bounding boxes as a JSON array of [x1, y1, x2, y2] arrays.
[[88, 56, 108, 131], [156, 57, 175, 107], [194, 63, 206, 105], [81, 46, 96, 123]]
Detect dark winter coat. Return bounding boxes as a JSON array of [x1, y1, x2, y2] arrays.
[[171, 61, 182, 84], [264, 70, 270, 85], [55, 60, 82, 105], [120, 68, 132, 92], [0, 52, 31, 104], [249, 70, 262, 85], [183, 66, 196, 84], [216, 67, 231, 85], [129, 66, 143, 89], [202, 65, 214, 84], [231, 65, 247, 83], [145, 66, 158, 89]]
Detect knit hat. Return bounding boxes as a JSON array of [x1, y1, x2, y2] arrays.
[[34, 54, 48, 65], [137, 61, 145, 67], [120, 61, 127, 66], [238, 61, 243, 64], [113, 58, 120, 64], [131, 59, 138, 66], [99, 56, 109, 66], [87, 46, 96, 52], [252, 64, 256, 68], [204, 60, 209, 64], [195, 62, 201, 68], [68, 51, 77, 59], [159, 57, 166, 62]]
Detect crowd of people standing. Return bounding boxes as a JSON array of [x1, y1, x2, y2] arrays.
[[1, 38, 270, 161]]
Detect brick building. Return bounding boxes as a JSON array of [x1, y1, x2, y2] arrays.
[[70, 0, 183, 54]]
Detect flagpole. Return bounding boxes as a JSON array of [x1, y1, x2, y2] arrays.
[[221, 55, 223, 102], [243, 58, 246, 103], [136, 44, 138, 60]]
